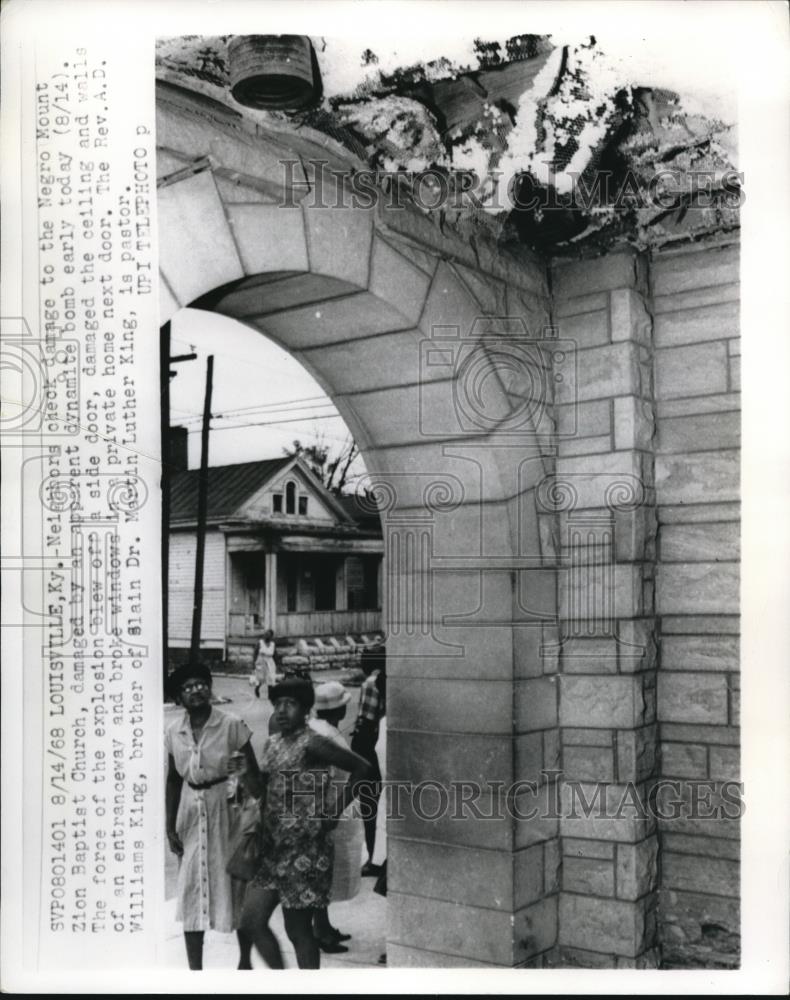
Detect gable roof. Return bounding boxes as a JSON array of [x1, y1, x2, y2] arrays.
[[170, 457, 291, 522], [169, 455, 362, 527]]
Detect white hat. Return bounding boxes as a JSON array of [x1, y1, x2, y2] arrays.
[[314, 680, 351, 712]]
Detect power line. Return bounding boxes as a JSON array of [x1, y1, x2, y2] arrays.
[[213, 394, 330, 416], [178, 393, 331, 421], [172, 342, 323, 381], [179, 401, 338, 425], [177, 397, 337, 425], [185, 413, 346, 433], [215, 425, 355, 446], [176, 414, 353, 444]]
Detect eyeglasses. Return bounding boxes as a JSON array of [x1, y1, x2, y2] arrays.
[[181, 680, 210, 692]]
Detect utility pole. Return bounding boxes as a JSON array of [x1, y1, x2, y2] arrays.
[[160, 320, 197, 696], [190, 354, 214, 661]]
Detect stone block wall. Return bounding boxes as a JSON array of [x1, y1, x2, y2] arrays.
[[551, 249, 660, 968], [651, 240, 741, 968], [549, 238, 740, 969]]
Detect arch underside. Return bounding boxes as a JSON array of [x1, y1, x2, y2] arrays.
[[157, 87, 566, 969], [157, 155, 560, 641]]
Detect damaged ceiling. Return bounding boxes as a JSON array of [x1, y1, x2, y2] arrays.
[[156, 34, 740, 256]]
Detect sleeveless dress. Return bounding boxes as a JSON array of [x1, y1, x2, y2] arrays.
[[253, 639, 277, 687], [165, 708, 251, 932], [252, 727, 333, 909]]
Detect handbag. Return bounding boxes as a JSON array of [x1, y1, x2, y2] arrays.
[[226, 796, 262, 881]]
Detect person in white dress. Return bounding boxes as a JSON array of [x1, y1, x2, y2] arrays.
[[251, 629, 277, 698], [308, 680, 365, 952]]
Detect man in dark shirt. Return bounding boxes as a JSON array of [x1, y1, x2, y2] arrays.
[[350, 645, 385, 876]]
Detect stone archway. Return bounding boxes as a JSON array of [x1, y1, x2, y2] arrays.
[[157, 79, 562, 968]]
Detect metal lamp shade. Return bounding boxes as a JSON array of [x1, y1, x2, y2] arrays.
[[228, 35, 320, 111]]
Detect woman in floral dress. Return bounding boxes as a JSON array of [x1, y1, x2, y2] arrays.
[[241, 675, 370, 969]]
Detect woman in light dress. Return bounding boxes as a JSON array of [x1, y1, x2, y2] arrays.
[[251, 629, 277, 698], [165, 661, 262, 970]]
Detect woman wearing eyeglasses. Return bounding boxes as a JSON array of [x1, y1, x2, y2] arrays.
[[165, 661, 262, 970]]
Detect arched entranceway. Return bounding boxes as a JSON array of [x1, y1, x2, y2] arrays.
[[157, 79, 562, 967]]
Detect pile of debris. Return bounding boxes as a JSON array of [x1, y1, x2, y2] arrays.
[[156, 33, 739, 254]]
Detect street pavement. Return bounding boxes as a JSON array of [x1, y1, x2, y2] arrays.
[[163, 671, 387, 971]]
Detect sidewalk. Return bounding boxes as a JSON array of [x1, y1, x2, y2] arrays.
[[163, 674, 387, 971], [162, 875, 387, 970]]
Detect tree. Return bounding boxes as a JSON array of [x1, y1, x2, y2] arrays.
[[284, 433, 360, 495]]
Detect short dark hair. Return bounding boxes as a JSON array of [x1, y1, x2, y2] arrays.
[[166, 661, 212, 702], [268, 677, 314, 711]]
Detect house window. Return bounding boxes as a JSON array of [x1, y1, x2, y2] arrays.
[[298, 496, 308, 516], [285, 481, 296, 514], [272, 493, 282, 513], [230, 552, 265, 623], [347, 555, 380, 610]]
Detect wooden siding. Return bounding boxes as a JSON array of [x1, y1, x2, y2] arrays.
[[168, 530, 226, 648]]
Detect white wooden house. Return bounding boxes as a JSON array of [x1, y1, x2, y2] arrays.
[[168, 454, 383, 664]]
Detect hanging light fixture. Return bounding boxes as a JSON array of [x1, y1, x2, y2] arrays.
[[227, 35, 321, 111]]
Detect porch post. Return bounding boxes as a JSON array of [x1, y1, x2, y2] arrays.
[[264, 550, 277, 632], [223, 544, 230, 659]]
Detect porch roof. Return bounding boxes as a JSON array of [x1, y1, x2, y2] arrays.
[[222, 523, 382, 549]]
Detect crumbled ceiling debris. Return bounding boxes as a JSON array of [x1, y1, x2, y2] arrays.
[[333, 95, 448, 171], [156, 35, 739, 255]]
